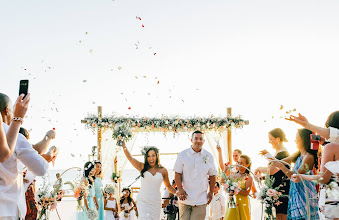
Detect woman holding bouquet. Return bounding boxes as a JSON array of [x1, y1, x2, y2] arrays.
[[224, 155, 253, 220], [255, 128, 290, 220], [270, 129, 318, 220], [83, 161, 99, 220], [121, 140, 176, 219]]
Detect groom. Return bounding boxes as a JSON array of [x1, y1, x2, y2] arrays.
[[174, 130, 217, 220]]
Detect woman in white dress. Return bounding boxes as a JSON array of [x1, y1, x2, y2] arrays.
[[121, 141, 177, 220]]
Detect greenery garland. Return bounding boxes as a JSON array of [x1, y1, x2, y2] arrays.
[[83, 115, 249, 133]]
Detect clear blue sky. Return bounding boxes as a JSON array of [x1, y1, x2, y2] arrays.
[[1, 0, 338, 172]]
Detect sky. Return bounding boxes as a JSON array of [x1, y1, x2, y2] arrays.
[[1, 0, 339, 177]]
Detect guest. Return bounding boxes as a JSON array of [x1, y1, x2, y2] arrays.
[[119, 188, 137, 220], [19, 127, 56, 220], [104, 185, 118, 220], [83, 161, 99, 218], [224, 155, 253, 220], [217, 147, 257, 198], [0, 92, 48, 219], [287, 111, 339, 143], [255, 128, 290, 220], [174, 130, 217, 220], [209, 181, 226, 220], [289, 111, 339, 219], [94, 161, 104, 220], [0, 94, 30, 162], [271, 129, 319, 220]]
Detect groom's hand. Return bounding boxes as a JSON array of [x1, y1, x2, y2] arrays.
[[207, 191, 213, 204], [177, 188, 188, 201]]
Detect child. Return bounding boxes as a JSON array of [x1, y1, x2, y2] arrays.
[[104, 184, 118, 220], [209, 181, 226, 220], [119, 188, 137, 220]]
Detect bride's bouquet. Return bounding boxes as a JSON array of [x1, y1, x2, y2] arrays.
[[257, 173, 286, 220], [112, 123, 133, 146], [221, 172, 244, 208]]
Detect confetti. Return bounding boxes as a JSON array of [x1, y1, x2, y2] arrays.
[[118, 66, 122, 70], [128, 107, 131, 110], [135, 76, 139, 79], [143, 76, 147, 78], [79, 40, 82, 43], [293, 108, 296, 111], [280, 105, 284, 110], [142, 24, 144, 28], [83, 80, 87, 83], [136, 16, 142, 20], [92, 102, 95, 104], [110, 69, 114, 71], [157, 81, 160, 84], [89, 49, 93, 53], [85, 32, 88, 35]]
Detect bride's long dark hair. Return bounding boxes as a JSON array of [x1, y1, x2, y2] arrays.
[[140, 147, 162, 178]]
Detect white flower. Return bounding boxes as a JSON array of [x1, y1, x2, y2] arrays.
[[202, 155, 209, 164]]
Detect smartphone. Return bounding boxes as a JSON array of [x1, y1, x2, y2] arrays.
[[19, 80, 29, 98]]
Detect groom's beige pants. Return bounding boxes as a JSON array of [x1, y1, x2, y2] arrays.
[[179, 202, 207, 220]]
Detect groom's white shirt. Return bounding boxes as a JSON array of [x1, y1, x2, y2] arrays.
[[173, 147, 217, 206], [0, 122, 48, 218]]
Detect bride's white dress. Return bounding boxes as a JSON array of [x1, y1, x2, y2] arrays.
[[137, 171, 163, 220]]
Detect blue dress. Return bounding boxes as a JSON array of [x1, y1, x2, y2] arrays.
[[287, 156, 319, 220], [95, 177, 104, 220]]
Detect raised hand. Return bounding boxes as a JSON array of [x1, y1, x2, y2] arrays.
[[13, 94, 30, 118], [286, 113, 309, 128], [216, 145, 222, 153]]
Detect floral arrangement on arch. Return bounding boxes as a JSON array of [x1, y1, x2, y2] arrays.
[[257, 173, 287, 220], [221, 171, 245, 208], [111, 172, 121, 183], [83, 115, 249, 134]]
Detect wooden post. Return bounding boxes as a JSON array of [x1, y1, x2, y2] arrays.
[[97, 106, 103, 161], [227, 108, 232, 164]]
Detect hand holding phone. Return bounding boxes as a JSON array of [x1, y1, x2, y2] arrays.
[[13, 94, 30, 118]]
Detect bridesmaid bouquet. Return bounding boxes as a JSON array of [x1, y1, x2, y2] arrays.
[[112, 123, 133, 146], [87, 209, 99, 220], [221, 172, 244, 208], [257, 173, 286, 220]]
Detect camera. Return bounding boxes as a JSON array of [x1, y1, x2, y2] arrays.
[[163, 196, 179, 215], [310, 133, 321, 150]]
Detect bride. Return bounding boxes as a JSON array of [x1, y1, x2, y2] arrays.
[[121, 141, 176, 220]]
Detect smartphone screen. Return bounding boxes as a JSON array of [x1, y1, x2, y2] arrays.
[[19, 80, 29, 98]]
